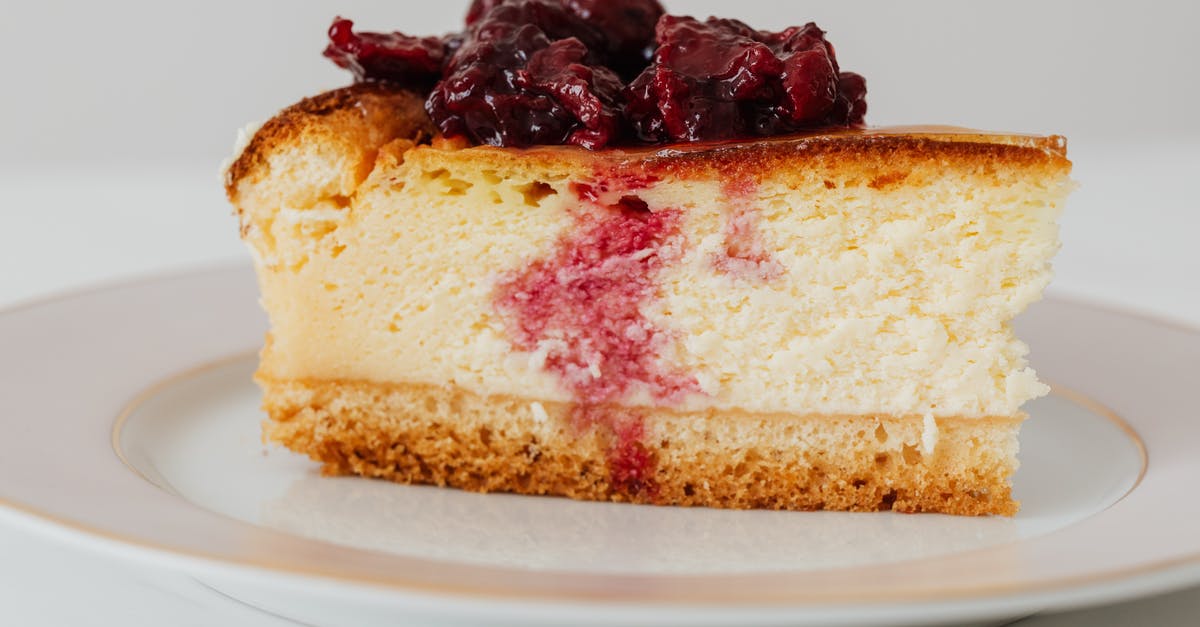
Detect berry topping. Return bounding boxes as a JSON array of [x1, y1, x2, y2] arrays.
[[559, 0, 664, 79], [466, 0, 662, 79], [322, 18, 449, 88], [428, 2, 626, 149], [626, 17, 867, 143], [324, 2, 866, 148], [465, 0, 504, 26]]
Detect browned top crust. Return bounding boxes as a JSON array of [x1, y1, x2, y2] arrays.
[[225, 83, 1070, 196], [224, 83, 435, 199], [632, 128, 1070, 178]]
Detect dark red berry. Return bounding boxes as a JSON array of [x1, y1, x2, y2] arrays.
[[465, 0, 504, 25], [560, 0, 664, 79], [322, 18, 448, 88], [626, 16, 866, 143], [428, 1, 625, 149], [324, 4, 867, 149], [830, 71, 869, 126], [465, 0, 662, 79]]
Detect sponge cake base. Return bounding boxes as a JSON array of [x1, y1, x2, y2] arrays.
[[262, 377, 1021, 515]]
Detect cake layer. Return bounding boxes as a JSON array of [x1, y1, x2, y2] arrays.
[[228, 85, 1071, 420], [261, 377, 1020, 515], [227, 85, 1070, 515]]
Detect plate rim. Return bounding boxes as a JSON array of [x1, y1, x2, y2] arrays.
[[0, 265, 1197, 614], [106, 350, 1152, 601]]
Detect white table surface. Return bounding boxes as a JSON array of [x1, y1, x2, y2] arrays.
[[0, 140, 1197, 625]]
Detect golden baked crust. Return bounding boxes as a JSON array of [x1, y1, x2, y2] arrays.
[[262, 377, 1021, 516], [425, 126, 1071, 189], [225, 83, 435, 201], [225, 84, 1070, 202]]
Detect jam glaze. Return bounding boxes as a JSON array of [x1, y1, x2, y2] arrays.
[[493, 172, 700, 498]]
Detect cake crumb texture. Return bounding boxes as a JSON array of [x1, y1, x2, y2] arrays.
[[236, 123, 1070, 418], [263, 378, 1021, 516]]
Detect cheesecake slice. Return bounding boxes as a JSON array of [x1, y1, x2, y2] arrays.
[[225, 83, 1071, 515]]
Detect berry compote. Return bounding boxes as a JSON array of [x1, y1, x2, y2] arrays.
[[324, 0, 867, 148]]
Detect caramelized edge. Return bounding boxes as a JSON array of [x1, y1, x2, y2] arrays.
[[223, 83, 435, 199], [224, 83, 1071, 197]]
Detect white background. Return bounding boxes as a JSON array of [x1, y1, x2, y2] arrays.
[[0, 1, 1198, 625]]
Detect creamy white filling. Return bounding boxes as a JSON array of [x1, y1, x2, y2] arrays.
[[922, 412, 939, 454]]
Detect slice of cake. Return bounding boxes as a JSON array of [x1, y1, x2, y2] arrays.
[[224, 2, 1072, 515]]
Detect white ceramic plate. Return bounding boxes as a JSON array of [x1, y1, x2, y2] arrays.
[[1, 266, 1198, 627]]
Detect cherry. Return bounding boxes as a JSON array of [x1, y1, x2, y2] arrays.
[[322, 18, 449, 88], [626, 16, 866, 143], [324, 2, 867, 148]]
